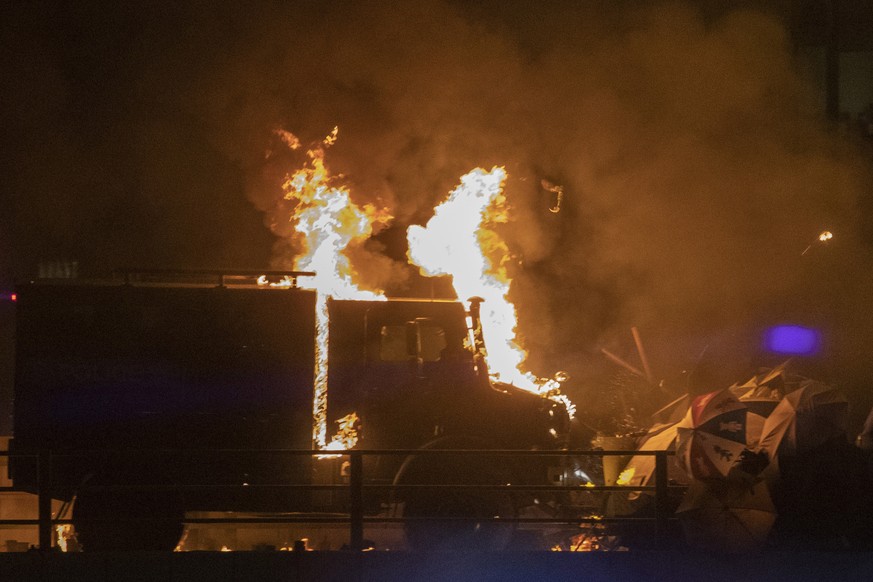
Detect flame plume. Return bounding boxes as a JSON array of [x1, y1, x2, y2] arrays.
[[407, 167, 571, 413], [279, 128, 389, 447], [407, 167, 529, 386], [277, 138, 573, 447], [283, 127, 390, 301]]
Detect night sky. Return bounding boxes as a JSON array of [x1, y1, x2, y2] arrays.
[[3, 1, 873, 431]]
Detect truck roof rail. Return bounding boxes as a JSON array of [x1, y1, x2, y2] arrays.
[[111, 269, 316, 288]]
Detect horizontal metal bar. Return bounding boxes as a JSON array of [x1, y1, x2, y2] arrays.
[[0, 515, 678, 528], [7, 448, 673, 457], [368, 484, 661, 492], [371, 516, 673, 524], [183, 516, 356, 525], [79, 484, 353, 492], [113, 269, 316, 279], [49, 483, 678, 494], [179, 516, 674, 525], [0, 519, 72, 526]]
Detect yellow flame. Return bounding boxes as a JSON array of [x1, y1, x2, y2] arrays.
[[819, 230, 833, 242], [407, 167, 573, 410], [615, 467, 636, 486], [273, 128, 301, 151], [55, 524, 73, 552], [407, 168, 525, 383], [278, 129, 389, 448], [283, 129, 390, 301], [316, 412, 360, 459], [275, 136, 573, 446]]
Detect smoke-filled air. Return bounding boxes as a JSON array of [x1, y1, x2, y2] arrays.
[[3, 1, 873, 423]]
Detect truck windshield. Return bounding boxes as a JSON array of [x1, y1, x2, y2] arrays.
[[380, 325, 446, 362]]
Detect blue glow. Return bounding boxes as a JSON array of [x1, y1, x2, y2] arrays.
[[765, 325, 820, 355]]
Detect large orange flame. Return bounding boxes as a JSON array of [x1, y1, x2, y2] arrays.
[[407, 167, 574, 415], [407, 168, 527, 384], [279, 128, 389, 447], [277, 136, 573, 448], [282, 127, 390, 300]]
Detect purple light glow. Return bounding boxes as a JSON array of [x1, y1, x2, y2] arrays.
[[765, 325, 820, 355]]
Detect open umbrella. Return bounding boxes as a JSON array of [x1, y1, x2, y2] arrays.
[[757, 380, 848, 459], [676, 389, 748, 480], [651, 394, 690, 426], [676, 479, 776, 553], [621, 420, 691, 503], [728, 360, 793, 399], [739, 395, 781, 450]]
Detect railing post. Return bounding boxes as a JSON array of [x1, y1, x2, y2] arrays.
[[349, 451, 364, 551], [654, 451, 669, 547], [38, 449, 52, 551]]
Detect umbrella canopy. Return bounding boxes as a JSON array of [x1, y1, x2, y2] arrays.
[[677, 479, 776, 553], [621, 421, 684, 495], [676, 389, 748, 480], [745, 411, 769, 450], [729, 360, 794, 400], [732, 373, 784, 449], [740, 398, 781, 450], [757, 380, 848, 459], [651, 394, 690, 426]]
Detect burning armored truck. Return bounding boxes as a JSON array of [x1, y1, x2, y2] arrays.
[[8, 270, 573, 551]]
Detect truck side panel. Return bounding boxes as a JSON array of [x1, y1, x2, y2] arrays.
[[11, 283, 317, 501]]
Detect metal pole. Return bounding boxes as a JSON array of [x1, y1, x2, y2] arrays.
[[654, 451, 669, 547], [349, 451, 364, 551], [38, 450, 52, 551]]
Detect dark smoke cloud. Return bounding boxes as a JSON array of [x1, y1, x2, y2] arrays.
[[3, 1, 873, 416]]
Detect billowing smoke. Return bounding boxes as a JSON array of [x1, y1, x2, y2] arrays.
[[189, 2, 873, 388], [4, 1, 873, 418]]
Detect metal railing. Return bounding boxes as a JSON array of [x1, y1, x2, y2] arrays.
[[0, 448, 677, 552], [110, 269, 316, 287]]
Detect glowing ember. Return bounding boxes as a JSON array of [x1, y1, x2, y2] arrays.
[[615, 467, 635, 486], [55, 524, 74, 552], [316, 412, 360, 459], [802, 229, 834, 255], [407, 167, 573, 410], [277, 128, 390, 448], [551, 516, 626, 552]]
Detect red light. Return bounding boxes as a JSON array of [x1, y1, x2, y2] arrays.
[[10, 293, 16, 302]]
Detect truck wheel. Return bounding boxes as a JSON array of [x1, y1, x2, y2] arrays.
[[395, 449, 515, 551], [73, 489, 184, 552]]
